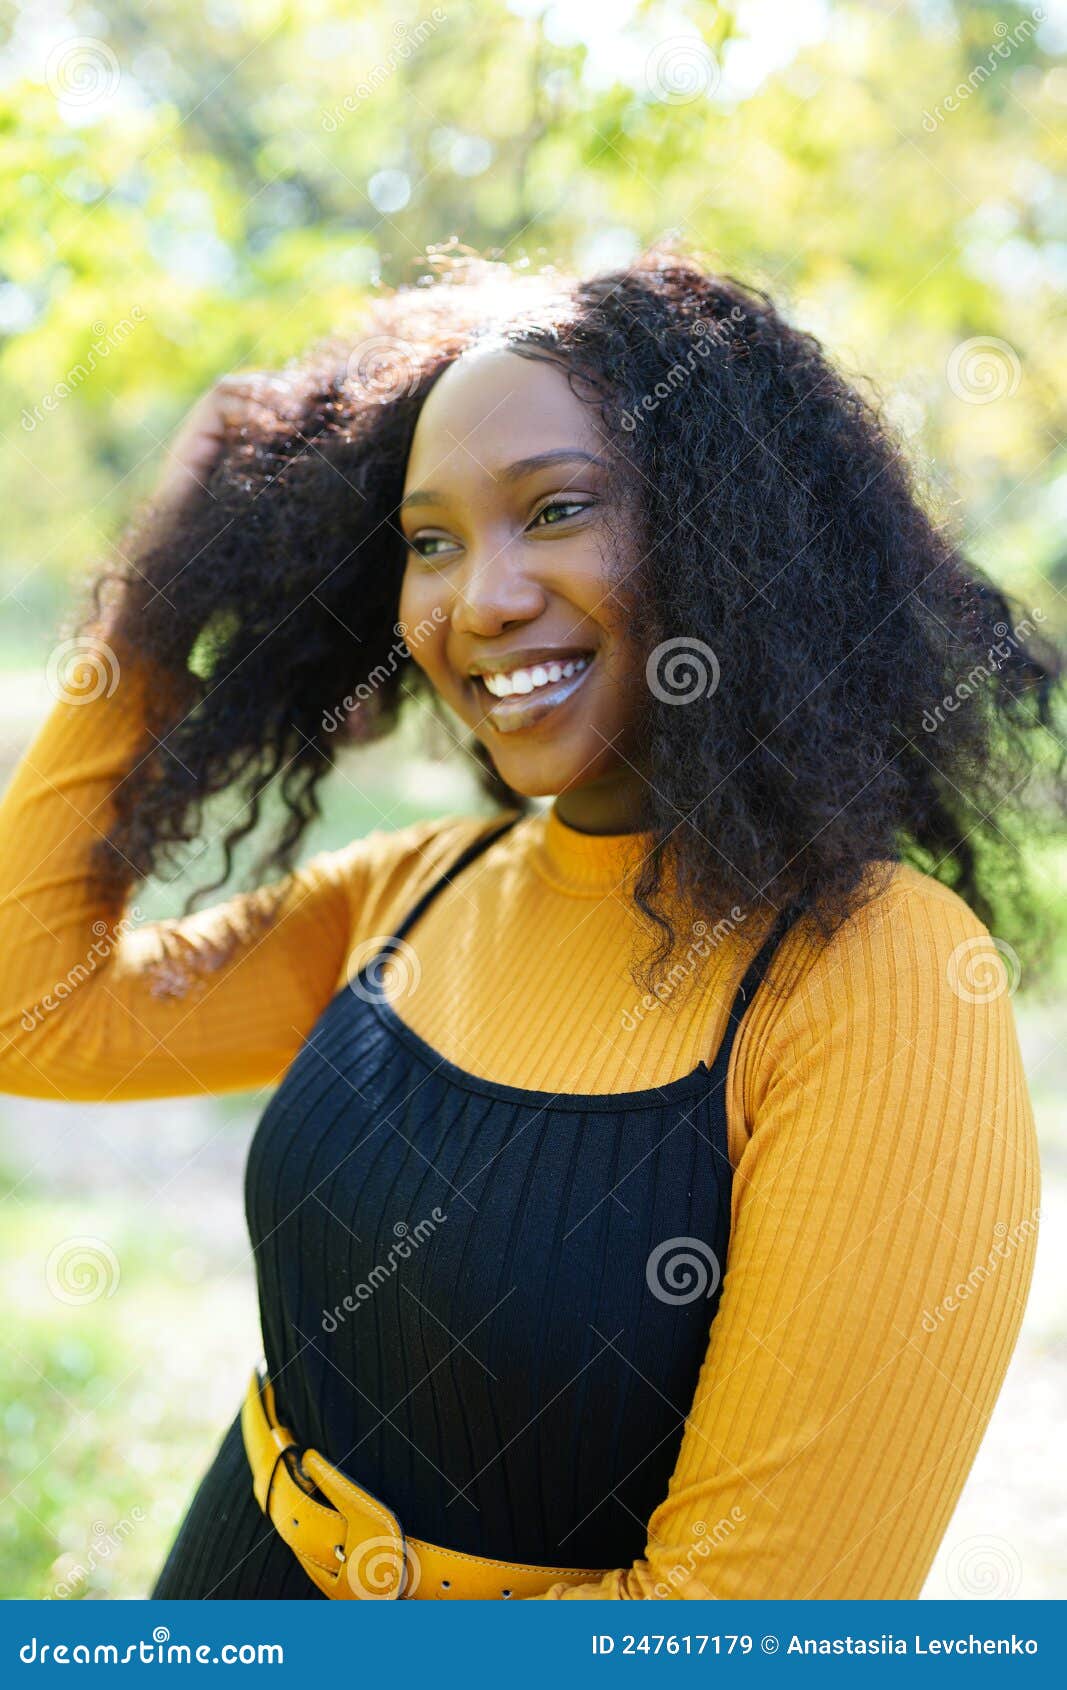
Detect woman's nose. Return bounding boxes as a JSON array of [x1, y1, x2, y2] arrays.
[[449, 546, 546, 634]]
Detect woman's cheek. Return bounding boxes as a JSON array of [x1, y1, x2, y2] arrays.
[[397, 572, 435, 649]]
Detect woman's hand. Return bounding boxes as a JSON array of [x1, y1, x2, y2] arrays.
[[151, 371, 293, 517], [80, 373, 292, 648]]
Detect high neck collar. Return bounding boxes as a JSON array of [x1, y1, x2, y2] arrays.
[[526, 800, 657, 897]]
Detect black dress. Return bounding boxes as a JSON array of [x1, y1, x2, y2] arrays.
[[151, 815, 792, 1597]]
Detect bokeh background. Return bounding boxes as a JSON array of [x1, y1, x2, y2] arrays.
[[1, 0, 1064, 1599]]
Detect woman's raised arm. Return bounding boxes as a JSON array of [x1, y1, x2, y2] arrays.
[[1, 373, 383, 1103], [0, 647, 357, 1101]]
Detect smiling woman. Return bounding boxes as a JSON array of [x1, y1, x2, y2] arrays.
[[396, 348, 649, 822], [0, 247, 1062, 1601]]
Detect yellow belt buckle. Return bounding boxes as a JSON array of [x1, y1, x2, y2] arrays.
[[299, 1445, 416, 1599], [243, 1360, 609, 1598]]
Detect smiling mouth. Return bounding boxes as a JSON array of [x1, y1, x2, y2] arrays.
[[469, 653, 596, 735]]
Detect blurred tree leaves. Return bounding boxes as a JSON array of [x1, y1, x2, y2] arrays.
[[0, 0, 1063, 646]]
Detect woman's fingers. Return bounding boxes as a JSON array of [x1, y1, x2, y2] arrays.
[[152, 371, 292, 512]]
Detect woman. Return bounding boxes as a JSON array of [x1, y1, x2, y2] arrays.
[[0, 249, 1059, 1601]]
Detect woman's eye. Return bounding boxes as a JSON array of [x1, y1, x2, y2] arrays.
[[530, 499, 593, 529], [404, 499, 593, 558], [406, 534, 456, 559]]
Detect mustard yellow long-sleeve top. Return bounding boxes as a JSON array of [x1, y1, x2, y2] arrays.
[[0, 650, 1041, 1600]]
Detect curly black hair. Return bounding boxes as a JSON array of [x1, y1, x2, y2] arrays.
[[78, 243, 1065, 995]]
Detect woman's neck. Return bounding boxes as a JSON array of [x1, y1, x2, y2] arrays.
[[549, 770, 651, 836]]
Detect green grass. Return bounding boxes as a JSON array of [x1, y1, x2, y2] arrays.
[[0, 1174, 258, 1598]]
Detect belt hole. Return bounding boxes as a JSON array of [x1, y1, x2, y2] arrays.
[[501, 1588, 512, 1598], [440, 1579, 451, 1590]]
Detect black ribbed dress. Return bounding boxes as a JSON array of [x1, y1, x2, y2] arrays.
[[151, 816, 792, 1598]]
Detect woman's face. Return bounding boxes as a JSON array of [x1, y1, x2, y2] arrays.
[[397, 346, 650, 825]]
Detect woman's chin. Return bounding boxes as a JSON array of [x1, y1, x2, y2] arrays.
[[486, 746, 622, 803]]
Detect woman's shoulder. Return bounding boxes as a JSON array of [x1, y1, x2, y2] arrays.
[[738, 856, 1025, 1076], [776, 858, 1011, 992], [325, 806, 512, 878], [305, 807, 521, 956], [732, 857, 1035, 1162]]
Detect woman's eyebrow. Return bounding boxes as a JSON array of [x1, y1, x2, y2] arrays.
[[399, 448, 607, 511]]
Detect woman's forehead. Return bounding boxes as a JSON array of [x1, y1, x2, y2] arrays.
[[403, 346, 601, 492]]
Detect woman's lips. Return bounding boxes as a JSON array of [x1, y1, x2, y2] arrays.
[[470, 654, 596, 735]]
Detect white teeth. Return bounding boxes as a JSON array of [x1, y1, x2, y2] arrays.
[[480, 655, 591, 698]]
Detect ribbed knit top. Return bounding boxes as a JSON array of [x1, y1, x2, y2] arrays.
[[0, 650, 1041, 1599]]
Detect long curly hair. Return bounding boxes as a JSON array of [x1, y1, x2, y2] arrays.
[[78, 244, 1065, 994]]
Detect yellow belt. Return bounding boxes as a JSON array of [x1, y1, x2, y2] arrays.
[[240, 1361, 607, 1600]]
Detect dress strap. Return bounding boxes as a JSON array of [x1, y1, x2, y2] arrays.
[[386, 809, 524, 949], [719, 900, 802, 1044]]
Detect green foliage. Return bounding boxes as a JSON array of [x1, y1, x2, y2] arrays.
[[0, 0, 1063, 640]]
